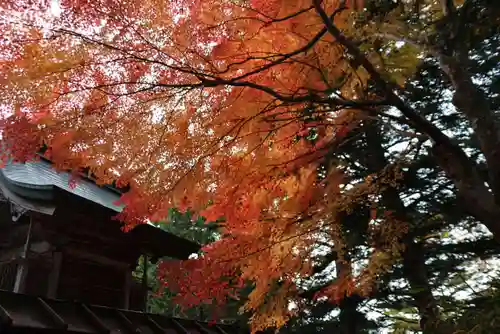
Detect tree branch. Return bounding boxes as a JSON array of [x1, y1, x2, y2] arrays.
[[439, 0, 456, 16], [312, 0, 500, 242]]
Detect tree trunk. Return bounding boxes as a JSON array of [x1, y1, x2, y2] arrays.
[[336, 258, 364, 334], [338, 294, 364, 334], [439, 55, 500, 204], [362, 122, 449, 332], [432, 0, 500, 238], [435, 0, 500, 201], [402, 241, 451, 334], [431, 142, 500, 242]]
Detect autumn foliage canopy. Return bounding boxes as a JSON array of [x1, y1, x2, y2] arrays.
[[2, 0, 494, 331]]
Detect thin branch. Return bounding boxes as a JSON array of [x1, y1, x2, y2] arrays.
[[312, 0, 469, 152], [440, 0, 456, 16], [217, 5, 347, 80]]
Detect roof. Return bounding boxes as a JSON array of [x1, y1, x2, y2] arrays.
[[0, 159, 124, 212], [0, 159, 202, 260], [128, 224, 201, 260], [0, 290, 243, 334]]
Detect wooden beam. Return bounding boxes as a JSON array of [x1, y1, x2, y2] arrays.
[[81, 304, 111, 334], [0, 303, 13, 327], [194, 322, 213, 334], [0, 246, 28, 263], [116, 310, 142, 333], [171, 319, 190, 334], [64, 248, 129, 269], [12, 260, 28, 293], [142, 256, 148, 311], [123, 270, 132, 310], [13, 217, 33, 293], [37, 297, 68, 330], [47, 251, 62, 298], [215, 325, 230, 334], [0, 242, 51, 264], [147, 316, 167, 334]]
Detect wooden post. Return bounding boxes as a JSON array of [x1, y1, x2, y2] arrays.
[[123, 269, 132, 309], [12, 262, 28, 293], [47, 251, 62, 298], [13, 216, 33, 293], [142, 255, 148, 311]]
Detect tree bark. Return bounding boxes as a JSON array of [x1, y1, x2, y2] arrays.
[[431, 142, 500, 242], [338, 293, 364, 334], [336, 257, 364, 334], [363, 122, 450, 333], [432, 0, 500, 231], [439, 55, 500, 205], [402, 241, 451, 334]]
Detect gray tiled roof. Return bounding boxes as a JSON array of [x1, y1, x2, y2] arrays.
[[0, 160, 124, 212], [0, 159, 202, 259]]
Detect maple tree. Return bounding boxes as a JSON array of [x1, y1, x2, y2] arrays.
[[0, 0, 499, 332], [137, 208, 248, 323]]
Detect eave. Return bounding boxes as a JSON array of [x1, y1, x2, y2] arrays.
[[0, 290, 242, 334]]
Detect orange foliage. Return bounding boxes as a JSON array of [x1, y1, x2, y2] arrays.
[[0, 0, 412, 332]]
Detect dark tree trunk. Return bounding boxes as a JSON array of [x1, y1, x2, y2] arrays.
[[439, 55, 500, 203], [431, 142, 500, 242], [362, 122, 450, 333], [402, 241, 451, 334], [432, 0, 500, 237], [335, 258, 364, 334], [338, 293, 364, 334]]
